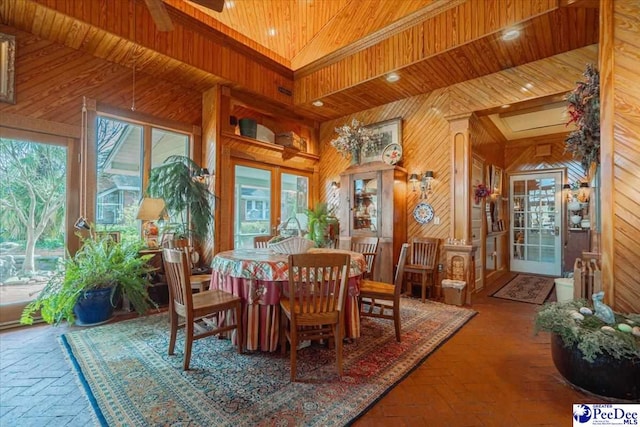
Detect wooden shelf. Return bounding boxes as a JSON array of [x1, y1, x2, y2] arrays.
[[221, 131, 319, 161]]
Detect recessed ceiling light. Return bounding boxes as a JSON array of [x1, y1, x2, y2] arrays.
[[502, 28, 520, 41], [501, 104, 511, 109], [386, 72, 400, 83], [225, 0, 235, 8], [312, 100, 324, 107], [267, 28, 277, 37]]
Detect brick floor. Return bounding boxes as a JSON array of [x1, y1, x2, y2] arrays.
[[0, 273, 607, 426]]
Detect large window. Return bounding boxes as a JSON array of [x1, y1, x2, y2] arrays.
[[95, 116, 189, 241]]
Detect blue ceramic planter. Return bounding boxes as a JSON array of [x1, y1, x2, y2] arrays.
[[73, 287, 115, 326]]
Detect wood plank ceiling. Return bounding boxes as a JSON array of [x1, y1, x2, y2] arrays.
[[0, 0, 599, 122]]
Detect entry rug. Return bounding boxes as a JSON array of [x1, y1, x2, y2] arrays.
[[491, 274, 556, 305], [61, 298, 475, 427]]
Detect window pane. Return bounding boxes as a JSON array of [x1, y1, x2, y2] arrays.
[[95, 117, 142, 242], [281, 173, 308, 231], [235, 166, 271, 249]]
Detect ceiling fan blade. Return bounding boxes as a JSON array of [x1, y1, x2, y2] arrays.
[[144, 0, 174, 32], [189, 0, 225, 13]]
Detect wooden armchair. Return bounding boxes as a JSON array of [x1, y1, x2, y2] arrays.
[[162, 248, 242, 370], [279, 253, 350, 381]]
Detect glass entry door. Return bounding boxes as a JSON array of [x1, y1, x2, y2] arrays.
[[233, 164, 310, 249], [510, 171, 563, 276]]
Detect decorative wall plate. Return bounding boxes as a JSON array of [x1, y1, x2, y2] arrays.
[[413, 202, 435, 224], [381, 143, 402, 165]]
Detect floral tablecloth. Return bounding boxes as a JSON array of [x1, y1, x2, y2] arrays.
[[210, 248, 366, 352]]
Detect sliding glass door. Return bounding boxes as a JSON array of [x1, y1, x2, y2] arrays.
[[233, 163, 310, 249], [0, 135, 69, 325]]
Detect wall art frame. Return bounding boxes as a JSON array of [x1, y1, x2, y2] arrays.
[[360, 117, 402, 164], [0, 33, 16, 104]]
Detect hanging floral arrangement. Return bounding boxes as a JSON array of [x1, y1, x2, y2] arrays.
[[565, 64, 600, 172], [474, 184, 491, 204], [329, 119, 377, 161]]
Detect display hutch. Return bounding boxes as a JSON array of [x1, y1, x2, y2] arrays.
[[564, 187, 591, 272], [338, 162, 407, 283]]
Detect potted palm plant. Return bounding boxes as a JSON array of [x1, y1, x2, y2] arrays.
[[20, 234, 156, 326], [145, 155, 214, 247]]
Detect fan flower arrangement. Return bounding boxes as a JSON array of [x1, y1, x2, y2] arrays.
[[329, 119, 377, 159], [474, 184, 491, 204], [565, 64, 600, 172]]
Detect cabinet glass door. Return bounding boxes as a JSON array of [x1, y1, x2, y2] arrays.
[[510, 171, 562, 276], [351, 172, 379, 235]]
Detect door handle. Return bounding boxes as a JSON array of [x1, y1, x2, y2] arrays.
[[554, 226, 560, 236]]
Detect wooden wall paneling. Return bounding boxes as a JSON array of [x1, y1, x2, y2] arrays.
[[598, 0, 640, 313], [202, 85, 221, 258]]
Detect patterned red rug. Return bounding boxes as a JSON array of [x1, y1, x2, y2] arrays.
[[491, 274, 556, 305], [61, 297, 475, 426]]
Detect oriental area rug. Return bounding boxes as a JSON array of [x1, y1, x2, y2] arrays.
[[61, 297, 475, 427], [491, 274, 556, 305]]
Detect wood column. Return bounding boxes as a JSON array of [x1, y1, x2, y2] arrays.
[[447, 113, 472, 243]]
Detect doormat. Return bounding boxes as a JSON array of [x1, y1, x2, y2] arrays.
[[491, 274, 556, 305]]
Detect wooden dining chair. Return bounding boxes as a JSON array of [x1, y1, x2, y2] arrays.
[[359, 243, 409, 342], [168, 239, 211, 292], [350, 236, 379, 280], [404, 237, 439, 303], [253, 235, 273, 248], [163, 248, 243, 370], [279, 252, 350, 381]]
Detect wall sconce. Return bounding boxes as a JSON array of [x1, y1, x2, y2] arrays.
[[579, 181, 590, 203], [330, 181, 340, 190], [409, 171, 435, 199], [562, 183, 572, 201]]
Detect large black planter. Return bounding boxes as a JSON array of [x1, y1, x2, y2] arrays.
[[551, 334, 640, 401]]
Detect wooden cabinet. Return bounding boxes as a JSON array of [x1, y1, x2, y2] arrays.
[[564, 229, 590, 272], [339, 162, 407, 283]]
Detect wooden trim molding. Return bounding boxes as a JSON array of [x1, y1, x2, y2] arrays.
[[598, 0, 614, 305]]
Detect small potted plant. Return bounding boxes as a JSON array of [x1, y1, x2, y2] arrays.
[[20, 233, 157, 326], [306, 202, 339, 248], [534, 297, 640, 400]]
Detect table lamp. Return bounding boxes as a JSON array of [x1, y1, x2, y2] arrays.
[[136, 197, 166, 248]]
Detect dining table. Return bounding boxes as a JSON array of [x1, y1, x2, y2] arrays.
[[210, 247, 367, 352]]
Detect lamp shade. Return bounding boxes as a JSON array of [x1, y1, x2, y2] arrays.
[[562, 184, 571, 190], [409, 173, 419, 182], [136, 198, 166, 221], [424, 170, 434, 179], [580, 182, 589, 188]]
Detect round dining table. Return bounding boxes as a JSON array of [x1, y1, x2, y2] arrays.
[[210, 248, 366, 352]]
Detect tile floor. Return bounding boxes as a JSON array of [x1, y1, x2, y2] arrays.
[[0, 273, 606, 426]]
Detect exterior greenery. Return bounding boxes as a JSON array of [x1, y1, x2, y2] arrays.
[[535, 299, 640, 362], [146, 155, 214, 245], [20, 234, 156, 326]]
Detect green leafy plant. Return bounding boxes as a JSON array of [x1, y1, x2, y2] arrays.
[[306, 203, 338, 247], [535, 299, 640, 362], [146, 155, 214, 245], [20, 234, 156, 326]]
